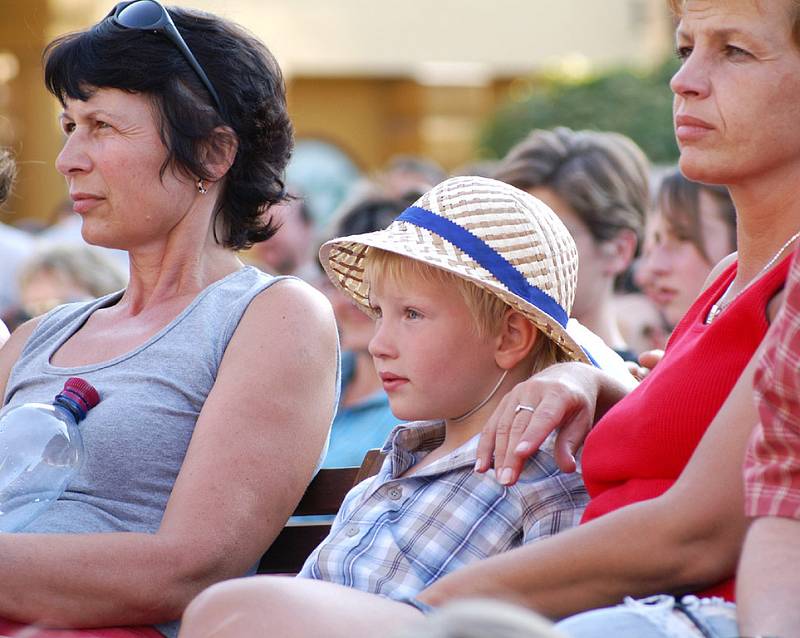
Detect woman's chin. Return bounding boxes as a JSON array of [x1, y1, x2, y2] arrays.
[[677, 153, 733, 186], [80, 228, 129, 252]]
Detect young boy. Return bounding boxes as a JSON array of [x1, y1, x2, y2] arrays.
[[299, 175, 590, 598], [179, 176, 596, 635]]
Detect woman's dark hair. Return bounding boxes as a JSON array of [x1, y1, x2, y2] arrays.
[[43, 5, 293, 250], [657, 168, 737, 262]]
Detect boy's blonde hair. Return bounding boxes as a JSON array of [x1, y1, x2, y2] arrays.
[[366, 248, 567, 375]]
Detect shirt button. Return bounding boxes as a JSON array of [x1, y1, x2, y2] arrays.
[[388, 487, 402, 500], [345, 525, 359, 537]]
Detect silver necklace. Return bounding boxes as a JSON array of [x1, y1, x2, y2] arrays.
[[705, 229, 800, 325], [450, 370, 508, 422]]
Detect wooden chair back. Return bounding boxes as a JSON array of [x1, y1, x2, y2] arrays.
[[257, 448, 385, 574]]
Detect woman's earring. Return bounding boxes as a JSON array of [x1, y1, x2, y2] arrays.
[[196, 179, 208, 194]]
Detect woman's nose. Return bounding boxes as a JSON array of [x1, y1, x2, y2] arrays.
[[670, 51, 711, 101], [55, 131, 92, 177]]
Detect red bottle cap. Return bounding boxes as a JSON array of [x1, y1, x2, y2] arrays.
[[60, 377, 101, 415]]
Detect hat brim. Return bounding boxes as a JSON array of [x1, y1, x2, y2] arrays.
[[320, 225, 591, 365]]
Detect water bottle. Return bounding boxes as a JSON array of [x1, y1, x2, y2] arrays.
[[0, 377, 100, 532]]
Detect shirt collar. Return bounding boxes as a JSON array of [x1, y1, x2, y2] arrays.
[[382, 420, 482, 478]]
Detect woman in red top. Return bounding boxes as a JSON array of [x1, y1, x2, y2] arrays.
[[176, 1, 800, 637], [417, 0, 800, 631]]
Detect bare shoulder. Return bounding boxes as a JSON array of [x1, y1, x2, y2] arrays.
[[699, 252, 737, 295], [241, 277, 337, 346], [221, 277, 339, 384], [250, 277, 334, 317]]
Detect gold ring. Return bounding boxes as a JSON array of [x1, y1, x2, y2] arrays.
[[514, 404, 536, 415]]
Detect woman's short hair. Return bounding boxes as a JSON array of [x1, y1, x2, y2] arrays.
[[43, 6, 293, 251], [0, 148, 16, 205], [492, 127, 649, 251], [667, 1, 800, 49], [656, 167, 737, 262]]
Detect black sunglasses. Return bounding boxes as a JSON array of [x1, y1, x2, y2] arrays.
[[107, 0, 224, 116]]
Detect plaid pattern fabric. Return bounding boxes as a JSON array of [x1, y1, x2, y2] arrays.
[[745, 249, 800, 519], [298, 420, 588, 599]]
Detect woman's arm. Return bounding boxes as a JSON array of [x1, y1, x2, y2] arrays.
[[420, 350, 761, 619], [0, 279, 339, 626], [737, 516, 800, 636]]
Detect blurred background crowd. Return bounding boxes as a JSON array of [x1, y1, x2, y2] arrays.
[[1, 0, 736, 371]]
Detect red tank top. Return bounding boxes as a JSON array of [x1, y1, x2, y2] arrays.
[[581, 255, 791, 600]]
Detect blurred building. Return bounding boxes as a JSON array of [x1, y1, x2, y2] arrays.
[[1, 0, 673, 224]]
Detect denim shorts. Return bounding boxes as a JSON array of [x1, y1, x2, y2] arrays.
[[555, 595, 739, 638]]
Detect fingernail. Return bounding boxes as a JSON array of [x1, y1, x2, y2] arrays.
[[474, 460, 483, 472], [515, 441, 531, 455], [499, 468, 513, 484]]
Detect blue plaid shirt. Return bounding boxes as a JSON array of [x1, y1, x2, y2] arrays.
[[298, 420, 588, 599]]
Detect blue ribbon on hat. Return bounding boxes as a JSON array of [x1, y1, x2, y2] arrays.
[[581, 347, 600, 367], [396, 206, 569, 328]]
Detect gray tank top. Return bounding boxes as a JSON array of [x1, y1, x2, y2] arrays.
[[2, 266, 333, 636]]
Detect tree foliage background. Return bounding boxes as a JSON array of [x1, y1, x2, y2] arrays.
[[480, 57, 681, 165]]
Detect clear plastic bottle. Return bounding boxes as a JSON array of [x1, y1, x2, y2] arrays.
[[0, 377, 100, 532]]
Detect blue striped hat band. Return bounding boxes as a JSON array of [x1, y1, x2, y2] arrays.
[[396, 206, 569, 328]]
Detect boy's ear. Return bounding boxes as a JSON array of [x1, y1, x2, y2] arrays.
[[495, 309, 538, 370]]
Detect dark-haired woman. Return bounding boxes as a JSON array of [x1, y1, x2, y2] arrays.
[[0, 2, 338, 636]]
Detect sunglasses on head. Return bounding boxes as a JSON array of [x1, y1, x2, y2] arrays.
[[106, 0, 224, 116]]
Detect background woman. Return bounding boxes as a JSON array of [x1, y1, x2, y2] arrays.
[[639, 167, 736, 330], [0, 1, 338, 636], [10, 244, 128, 327], [493, 127, 649, 361]]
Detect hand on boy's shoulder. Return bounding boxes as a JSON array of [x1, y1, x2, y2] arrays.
[[511, 429, 577, 482]]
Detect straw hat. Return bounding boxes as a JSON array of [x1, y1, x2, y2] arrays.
[[320, 175, 590, 364]]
